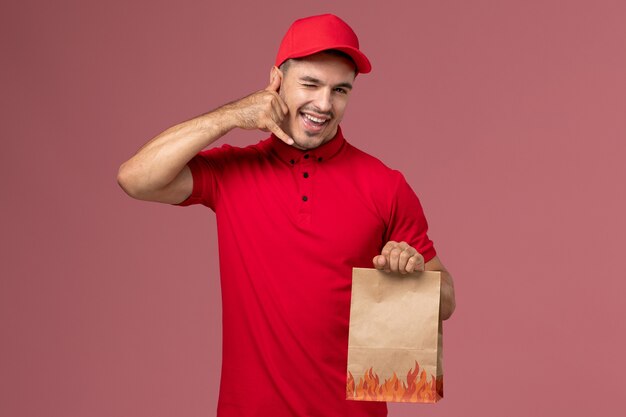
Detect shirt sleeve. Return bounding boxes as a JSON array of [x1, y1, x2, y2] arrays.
[[172, 145, 232, 210], [384, 171, 437, 263]]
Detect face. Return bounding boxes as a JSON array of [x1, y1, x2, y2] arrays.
[[275, 52, 356, 150]]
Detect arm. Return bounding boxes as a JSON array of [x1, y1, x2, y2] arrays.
[[373, 242, 456, 320], [117, 68, 292, 204], [424, 255, 456, 321]]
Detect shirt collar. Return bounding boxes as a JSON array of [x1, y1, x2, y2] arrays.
[[264, 126, 346, 165]]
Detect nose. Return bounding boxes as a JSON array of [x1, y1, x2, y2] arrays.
[[312, 87, 333, 113]]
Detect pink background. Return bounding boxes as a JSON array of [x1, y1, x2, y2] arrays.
[[2, 0, 625, 416]]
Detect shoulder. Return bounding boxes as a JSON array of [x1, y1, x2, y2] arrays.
[[342, 142, 405, 185]]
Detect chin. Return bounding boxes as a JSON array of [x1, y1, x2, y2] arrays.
[[294, 129, 336, 149], [293, 136, 325, 150]]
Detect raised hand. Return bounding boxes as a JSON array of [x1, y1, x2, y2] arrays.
[[228, 70, 293, 145]]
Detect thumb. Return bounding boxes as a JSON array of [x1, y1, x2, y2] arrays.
[[373, 255, 387, 269], [266, 71, 282, 92]]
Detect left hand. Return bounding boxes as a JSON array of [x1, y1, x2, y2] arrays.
[[372, 241, 425, 274]]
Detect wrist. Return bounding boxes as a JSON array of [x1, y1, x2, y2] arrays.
[[200, 105, 239, 136]]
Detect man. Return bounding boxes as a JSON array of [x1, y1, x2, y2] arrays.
[[118, 14, 455, 417]]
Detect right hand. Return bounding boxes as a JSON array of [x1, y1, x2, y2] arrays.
[[230, 70, 293, 145]]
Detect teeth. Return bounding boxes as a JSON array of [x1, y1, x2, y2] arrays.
[[304, 113, 327, 124]]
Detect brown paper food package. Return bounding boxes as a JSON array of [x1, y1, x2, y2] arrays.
[[346, 268, 443, 403]]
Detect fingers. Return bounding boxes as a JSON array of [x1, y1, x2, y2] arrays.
[[380, 240, 397, 260], [406, 252, 425, 273], [265, 93, 291, 143], [261, 98, 292, 144], [374, 241, 424, 274], [270, 94, 289, 120], [388, 241, 410, 273], [267, 120, 293, 145]]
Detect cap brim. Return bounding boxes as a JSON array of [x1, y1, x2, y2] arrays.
[[331, 46, 372, 74], [285, 45, 372, 74]]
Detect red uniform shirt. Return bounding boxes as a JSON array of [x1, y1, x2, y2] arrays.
[[176, 127, 436, 417]]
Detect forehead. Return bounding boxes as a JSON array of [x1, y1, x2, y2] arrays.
[[285, 52, 356, 83]]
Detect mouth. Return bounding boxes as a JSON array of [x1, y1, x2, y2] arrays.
[[300, 111, 331, 133]]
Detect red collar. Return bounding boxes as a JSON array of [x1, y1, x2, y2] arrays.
[[264, 126, 347, 165]]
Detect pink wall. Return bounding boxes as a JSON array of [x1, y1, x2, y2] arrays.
[[2, 0, 625, 416]]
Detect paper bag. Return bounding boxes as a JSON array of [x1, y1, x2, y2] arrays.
[[346, 268, 443, 403]]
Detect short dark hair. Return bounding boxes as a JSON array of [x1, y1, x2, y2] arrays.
[[279, 49, 357, 75]]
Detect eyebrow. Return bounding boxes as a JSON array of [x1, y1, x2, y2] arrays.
[[299, 76, 353, 90]]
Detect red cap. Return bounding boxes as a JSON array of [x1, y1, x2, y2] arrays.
[[275, 14, 372, 74]]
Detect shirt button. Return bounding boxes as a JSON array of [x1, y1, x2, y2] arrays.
[[302, 195, 308, 202], [318, 157, 323, 162], [290, 159, 295, 165], [303, 172, 309, 178], [303, 154, 310, 159]]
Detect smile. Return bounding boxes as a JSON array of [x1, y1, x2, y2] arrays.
[[301, 112, 330, 130], [304, 113, 327, 123]]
